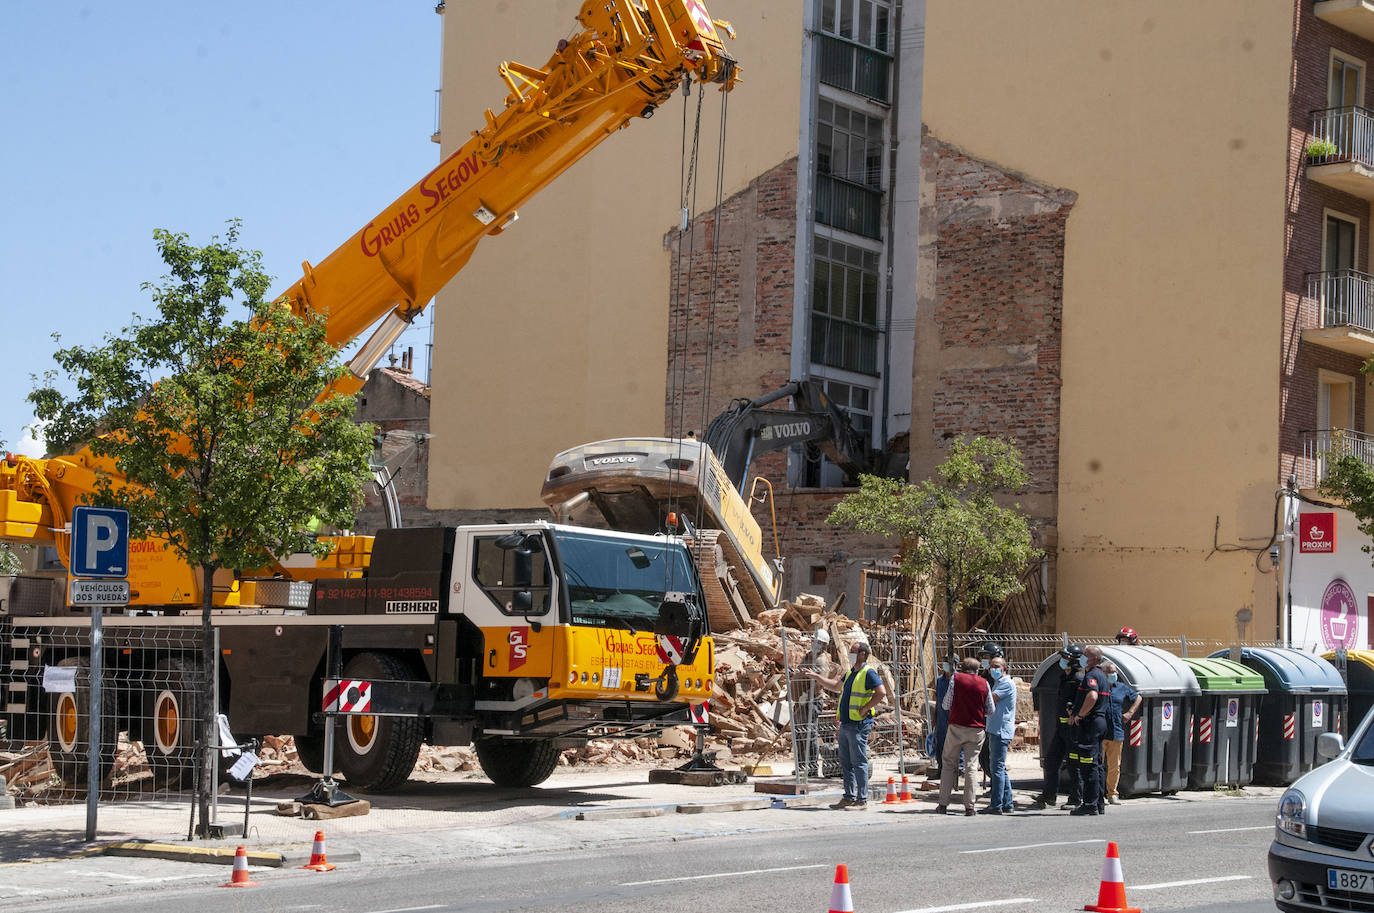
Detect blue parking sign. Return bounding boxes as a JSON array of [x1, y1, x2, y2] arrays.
[[70, 506, 130, 578]]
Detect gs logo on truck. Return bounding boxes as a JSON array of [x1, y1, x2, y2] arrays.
[[508, 627, 530, 671]]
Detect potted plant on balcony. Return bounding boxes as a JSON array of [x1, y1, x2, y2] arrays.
[[1306, 138, 1338, 161]]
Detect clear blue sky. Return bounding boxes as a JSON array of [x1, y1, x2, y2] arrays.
[[0, 2, 443, 455]]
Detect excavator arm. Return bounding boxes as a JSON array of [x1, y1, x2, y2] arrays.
[[0, 0, 740, 603], [702, 380, 873, 492]]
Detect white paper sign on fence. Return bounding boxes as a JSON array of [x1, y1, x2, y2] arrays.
[[41, 665, 77, 693]]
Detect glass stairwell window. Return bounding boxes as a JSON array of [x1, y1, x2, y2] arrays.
[[811, 236, 881, 376], [817, 0, 892, 102], [815, 100, 884, 238]]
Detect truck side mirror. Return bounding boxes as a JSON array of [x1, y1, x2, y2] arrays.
[[512, 549, 533, 588], [512, 590, 533, 613]]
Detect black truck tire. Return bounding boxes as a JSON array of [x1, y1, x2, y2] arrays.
[[475, 736, 560, 787], [293, 733, 331, 775], [47, 657, 117, 790], [334, 652, 423, 791], [144, 658, 202, 790]]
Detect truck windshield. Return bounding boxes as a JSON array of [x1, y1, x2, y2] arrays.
[[553, 530, 696, 630]]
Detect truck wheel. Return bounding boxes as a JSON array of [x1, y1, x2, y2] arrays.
[[47, 657, 117, 790], [144, 659, 202, 789], [293, 733, 332, 775], [475, 737, 560, 787], [334, 652, 422, 791]]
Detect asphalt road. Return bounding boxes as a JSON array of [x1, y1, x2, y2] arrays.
[[4, 794, 1277, 913]]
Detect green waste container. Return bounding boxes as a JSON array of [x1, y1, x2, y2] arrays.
[[1322, 650, 1374, 737], [1180, 658, 1266, 789], [1209, 647, 1346, 785]]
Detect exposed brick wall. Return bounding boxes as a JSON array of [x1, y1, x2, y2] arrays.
[[661, 156, 904, 611], [664, 158, 800, 437], [917, 133, 1074, 504], [1281, 1, 1374, 487], [913, 132, 1075, 627]]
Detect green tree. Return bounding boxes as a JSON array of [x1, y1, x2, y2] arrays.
[[1320, 436, 1374, 560], [827, 435, 1041, 663], [30, 221, 374, 834]]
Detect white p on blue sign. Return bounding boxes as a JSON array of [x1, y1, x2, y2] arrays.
[[70, 506, 130, 578]]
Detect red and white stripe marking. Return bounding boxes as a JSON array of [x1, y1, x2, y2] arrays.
[[1198, 716, 1213, 744], [1283, 713, 1296, 740], [691, 701, 709, 726], [1128, 718, 1143, 747], [323, 679, 372, 713], [656, 634, 686, 666]]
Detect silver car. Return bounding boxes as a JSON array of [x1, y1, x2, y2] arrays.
[[1269, 705, 1374, 910]]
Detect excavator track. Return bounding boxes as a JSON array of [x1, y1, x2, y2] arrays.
[[690, 529, 771, 632]]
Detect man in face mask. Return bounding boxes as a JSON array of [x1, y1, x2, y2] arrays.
[[805, 640, 887, 809], [1066, 645, 1110, 815], [936, 657, 995, 816], [981, 655, 1017, 814], [1100, 660, 1141, 805]]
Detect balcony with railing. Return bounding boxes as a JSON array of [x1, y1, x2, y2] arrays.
[[810, 313, 880, 376], [1314, 0, 1374, 43], [1301, 269, 1374, 356], [815, 173, 883, 239], [1307, 107, 1374, 199], [1297, 428, 1374, 492], [817, 33, 891, 104]]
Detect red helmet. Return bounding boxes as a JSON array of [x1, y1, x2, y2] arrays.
[[1116, 627, 1139, 645]]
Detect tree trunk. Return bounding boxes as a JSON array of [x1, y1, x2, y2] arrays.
[[944, 587, 956, 668], [197, 564, 216, 838]]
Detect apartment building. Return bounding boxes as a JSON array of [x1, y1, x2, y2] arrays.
[[423, 0, 924, 608], [413, 0, 1374, 645]]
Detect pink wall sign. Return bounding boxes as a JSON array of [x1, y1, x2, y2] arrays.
[[1320, 578, 1359, 651]]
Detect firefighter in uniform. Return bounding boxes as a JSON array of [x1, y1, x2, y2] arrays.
[[1067, 644, 1110, 816], [1027, 644, 1084, 810]]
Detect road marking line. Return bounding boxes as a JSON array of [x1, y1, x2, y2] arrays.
[[621, 863, 828, 886], [960, 839, 1106, 854], [893, 899, 1039, 913], [74, 870, 148, 881], [368, 906, 446, 913], [1133, 875, 1254, 890], [1187, 825, 1272, 834]]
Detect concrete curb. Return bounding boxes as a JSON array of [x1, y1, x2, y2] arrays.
[[574, 807, 667, 821], [676, 798, 773, 814], [99, 840, 363, 868]]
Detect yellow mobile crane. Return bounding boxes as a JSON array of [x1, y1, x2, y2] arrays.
[[0, 1, 739, 792]]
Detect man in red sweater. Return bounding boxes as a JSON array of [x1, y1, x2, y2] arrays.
[[935, 656, 995, 816]]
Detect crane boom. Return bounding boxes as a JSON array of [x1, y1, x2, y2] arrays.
[[0, 0, 740, 606]]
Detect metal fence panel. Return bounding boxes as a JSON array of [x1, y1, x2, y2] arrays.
[[1, 619, 208, 806]]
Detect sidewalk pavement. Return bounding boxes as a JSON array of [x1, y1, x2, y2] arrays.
[[0, 748, 1281, 870]]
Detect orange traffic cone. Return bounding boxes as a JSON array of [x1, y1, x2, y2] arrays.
[[828, 863, 854, 913], [301, 830, 337, 872], [220, 846, 259, 888], [881, 777, 900, 804], [1084, 842, 1140, 913], [899, 775, 914, 803]]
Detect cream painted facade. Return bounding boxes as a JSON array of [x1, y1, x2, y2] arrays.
[[923, 2, 1295, 642], [429, 1, 802, 510]]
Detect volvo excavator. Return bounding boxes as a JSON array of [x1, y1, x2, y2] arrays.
[[0, 1, 740, 793], [541, 380, 892, 632]]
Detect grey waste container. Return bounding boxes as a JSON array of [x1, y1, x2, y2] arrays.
[[1208, 647, 1346, 786], [1031, 645, 1199, 797], [1180, 657, 1266, 789]]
